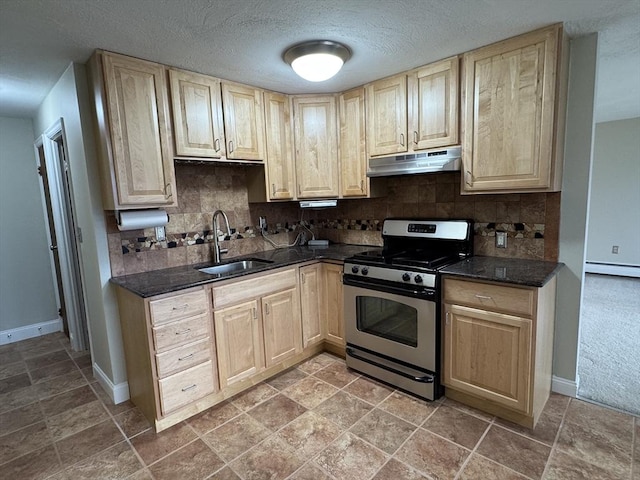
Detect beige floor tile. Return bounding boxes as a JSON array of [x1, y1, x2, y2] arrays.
[[556, 419, 632, 479], [247, 393, 307, 430], [457, 453, 529, 480], [51, 441, 142, 480], [91, 383, 136, 416], [351, 408, 416, 454], [495, 407, 563, 446], [379, 391, 439, 426], [283, 376, 339, 409], [208, 466, 241, 479], [476, 425, 551, 480], [396, 428, 470, 480], [423, 404, 490, 449], [149, 439, 225, 480], [47, 399, 110, 441], [0, 401, 43, 435], [127, 468, 155, 480], [265, 367, 308, 390], [343, 377, 394, 405], [297, 353, 338, 374], [545, 449, 629, 480], [315, 431, 388, 480], [442, 396, 494, 421], [55, 418, 125, 466], [372, 458, 430, 479], [186, 400, 241, 435], [203, 413, 271, 462], [289, 462, 332, 480], [114, 408, 152, 438], [230, 383, 278, 411], [131, 421, 197, 466], [277, 411, 343, 457], [0, 444, 61, 480], [314, 390, 373, 428], [0, 421, 52, 465], [313, 362, 359, 388], [230, 436, 306, 480], [565, 397, 635, 434]]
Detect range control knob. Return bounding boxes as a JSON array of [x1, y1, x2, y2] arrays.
[[351, 265, 359, 274], [402, 273, 411, 282], [361, 267, 369, 276], [414, 275, 423, 284]]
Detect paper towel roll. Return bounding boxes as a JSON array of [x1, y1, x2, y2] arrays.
[[117, 209, 169, 231]]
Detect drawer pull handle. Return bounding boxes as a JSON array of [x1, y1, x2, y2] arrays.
[[181, 384, 197, 392], [475, 294, 492, 300], [178, 353, 194, 361], [175, 328, 192, 335], [172, 304, 189, 311]]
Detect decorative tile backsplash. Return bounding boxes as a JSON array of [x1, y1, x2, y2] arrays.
[[106, 166, 561, 277]]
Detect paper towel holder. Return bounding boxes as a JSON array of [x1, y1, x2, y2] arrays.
[[115, 209, 170, 232]]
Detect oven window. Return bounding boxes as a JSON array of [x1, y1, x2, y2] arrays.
[[356, 296, 418, 347]]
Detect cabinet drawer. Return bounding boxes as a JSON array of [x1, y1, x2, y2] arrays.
[[149, 289, 209, 325], [212, 268, 297, 309], [444, 279, 534, 317], [158, 361, 216, 415], [155, 338, 212, 378], [152, 314, 210, 352]]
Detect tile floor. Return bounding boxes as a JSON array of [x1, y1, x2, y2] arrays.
[[0, 333, 638, 479]]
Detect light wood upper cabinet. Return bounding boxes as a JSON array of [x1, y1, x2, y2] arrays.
[[221, 82, 266, 161], [461, 24, 567, 193], [410, 57, 459, 150], [169, 69, 225, 158], [323, 263, 345, 347], [339, 88, 368, 197], [366, 74, 408, 157], [262, 288, 303, 366], [214, 299, 263, 389], [90, 51, 176, 209], [293, 95, 339, 198], [299, 264, 324, 347], [263, 91, 296, 200]]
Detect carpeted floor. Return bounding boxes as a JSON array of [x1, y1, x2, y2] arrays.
[[577, 273, 640, 415]]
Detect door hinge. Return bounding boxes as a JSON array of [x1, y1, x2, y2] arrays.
[[76, 227, 83, 243], [37, 166, 43, 176]]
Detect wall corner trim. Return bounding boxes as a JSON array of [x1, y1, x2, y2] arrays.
[[552, 375, 577, 397], [92, 363, 130, 405], [0, 318, 62, 345]]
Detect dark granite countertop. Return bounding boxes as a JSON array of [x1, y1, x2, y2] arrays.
[[440, 256, 564, 287], [110, 244, 371, 298]]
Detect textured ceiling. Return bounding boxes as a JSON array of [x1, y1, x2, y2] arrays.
[[1, 0, 639, 123]]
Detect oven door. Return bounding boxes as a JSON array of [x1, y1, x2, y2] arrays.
[[344, 283, 436, 372]]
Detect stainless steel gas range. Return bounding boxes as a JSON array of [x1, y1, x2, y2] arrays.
[[343, 218, 473, 401]]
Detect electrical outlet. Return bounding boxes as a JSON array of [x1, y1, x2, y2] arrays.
[[612, 245, 619, 254], [496, 231, 507, 248], [259, 216, 267, 230], [155, 226, 166, 241]]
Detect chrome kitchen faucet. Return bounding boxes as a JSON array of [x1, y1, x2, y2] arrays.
[[212, 210, 232, 263]]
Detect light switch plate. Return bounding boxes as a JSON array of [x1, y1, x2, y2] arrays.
[[496, 231, 507, 248], [155, 226, 166, 241]]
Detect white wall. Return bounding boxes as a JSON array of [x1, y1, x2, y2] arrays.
[[0, 117, 59, 331], [34, 64, 128, 396], [586, 117, 640, 267]]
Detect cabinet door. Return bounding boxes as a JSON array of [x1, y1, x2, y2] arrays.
[[293, 96, 339, 198], [323, 263, 344, 346], [264, 92, 296, 200], [443, 303, 532, 413], [366, 74, 407, 157], [299, 264, 324, 347], [339, 88, 368, 197], [411, 56, 459, 150], [262, 288, 303, 367], [169, 69, 225, 158], [462, 25, 561, 191], [221, 82, 266, 160], [214, 300, 263, 388], [101, 52, 176, 207]]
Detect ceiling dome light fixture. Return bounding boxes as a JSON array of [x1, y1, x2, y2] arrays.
[[284, 40, 351, 82]]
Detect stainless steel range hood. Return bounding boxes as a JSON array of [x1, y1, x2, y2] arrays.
[[367, 146, 461, 177]]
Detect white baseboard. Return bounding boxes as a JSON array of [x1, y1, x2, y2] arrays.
[[92, 363, 130, 405], [584, 262, 640, 278], [0, 318, 63, 345], [552, 375, 577, 397]]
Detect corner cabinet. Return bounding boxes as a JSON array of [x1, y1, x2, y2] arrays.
[[263, 91, 296, 200], [442, 276, 557, 428], [88, 51, 177, 209], [461, 24, 568, 193], [339, 88, 368, 197], [293, 95, 339, 198]]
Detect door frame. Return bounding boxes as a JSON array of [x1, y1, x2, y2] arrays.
[[34, 118, 89, 351]]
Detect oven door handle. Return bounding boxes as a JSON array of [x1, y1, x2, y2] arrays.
[[346, 347, 434, 383]]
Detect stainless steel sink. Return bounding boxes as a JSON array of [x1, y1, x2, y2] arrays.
[[197, 258, 273, 276]]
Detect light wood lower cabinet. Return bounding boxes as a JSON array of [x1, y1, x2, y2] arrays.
[[263, 288, 303, 366], [442, 276, 557, 428], [323, 263, 345, 348], [299, 264, 324, 347]]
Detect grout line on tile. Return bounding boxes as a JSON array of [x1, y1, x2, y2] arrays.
[[452, 418, 494, 480]]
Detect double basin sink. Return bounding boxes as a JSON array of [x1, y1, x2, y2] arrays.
[[197, 258, 273, 278]]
